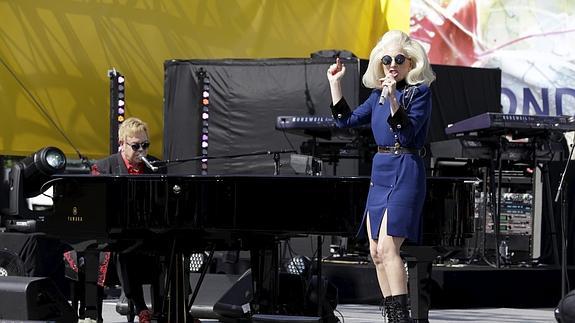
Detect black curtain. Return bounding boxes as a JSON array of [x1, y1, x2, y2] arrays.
[[428, 64, 502, 142], [166, 60, 502, 176], [541, 157, 575, 265], [163, 58, 361, 175]]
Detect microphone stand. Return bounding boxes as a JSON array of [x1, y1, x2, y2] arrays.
[[272, 152, 281, 175], [150, 149, 296, 175], [554, 139, 575, 298]]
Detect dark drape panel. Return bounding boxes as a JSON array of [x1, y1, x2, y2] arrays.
[[541, 158, 575, 265], [428, 64, 502, 143], [163, 58, 360, 175], [163, 61, 203, 174]]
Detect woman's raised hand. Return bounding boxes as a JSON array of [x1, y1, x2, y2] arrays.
[[327, 57, 346, 82]]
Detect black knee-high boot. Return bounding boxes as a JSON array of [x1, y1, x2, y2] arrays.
[[381, 296, 393, 322], [389, 294, 410, 323]]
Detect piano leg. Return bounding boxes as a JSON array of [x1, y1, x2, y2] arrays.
[[406, 260, 432, 322], [315, 235, 324, 318], [166, 250, 191, 323], [402, 246, 437, 323], [84, 249, 103, 322], [250, 239, 280, 314], [187, 247, 216, 314]]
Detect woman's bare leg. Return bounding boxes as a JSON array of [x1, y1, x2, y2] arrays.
[[367, 210, 407, 296], [366, 212, 391, 297]]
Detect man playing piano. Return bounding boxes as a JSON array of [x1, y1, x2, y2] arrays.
[[91, 117, 161, 323], [327, 30, 435, 322]]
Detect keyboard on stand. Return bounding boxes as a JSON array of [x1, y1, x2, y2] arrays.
[[445, 112, 575, 137]]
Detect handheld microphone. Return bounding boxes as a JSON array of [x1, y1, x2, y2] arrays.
[[379, 86, 389, 105], [141, 156, 158, 172]]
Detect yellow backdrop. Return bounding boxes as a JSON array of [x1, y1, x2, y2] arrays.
[[0, 0, 409, 159]]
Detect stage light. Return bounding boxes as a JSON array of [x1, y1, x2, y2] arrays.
[[189, 253, 207, 272], [286, 255, 312, 276], [197, 68, 210, 175], [108, 68, 126, 153], [1, 147, 67, 231]]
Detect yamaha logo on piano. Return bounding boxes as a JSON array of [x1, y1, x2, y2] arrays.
[[68, 206, 83, 222]]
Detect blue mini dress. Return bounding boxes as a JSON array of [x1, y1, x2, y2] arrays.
[[331, 81, 432, 242]]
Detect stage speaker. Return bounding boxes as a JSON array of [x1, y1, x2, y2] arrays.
[[555, 289, 575, 322], [189, 272, 242, 319], [0, 248, 26, 276], [0, 232, 69, 296], [212, 269, 253, 319], [0, 276, 77, 322], [213, 269, 339, 323]]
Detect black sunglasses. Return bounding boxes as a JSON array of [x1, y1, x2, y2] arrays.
[[381, 54, 408, 66], [128, 141, 150, 151]]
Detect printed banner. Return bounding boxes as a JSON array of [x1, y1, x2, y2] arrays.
[[410, 0, 575, 117]]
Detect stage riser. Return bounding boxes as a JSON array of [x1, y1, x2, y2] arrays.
[[430, 266, 571, 308], [323, 262, 574, 308]]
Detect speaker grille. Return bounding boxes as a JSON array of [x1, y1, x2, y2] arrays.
[[0, 249, 26, 276]]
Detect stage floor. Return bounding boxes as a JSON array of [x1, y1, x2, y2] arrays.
[[323, 262, 572, 309], [93, 263, 566, 322], [99, 300, 556, 322]]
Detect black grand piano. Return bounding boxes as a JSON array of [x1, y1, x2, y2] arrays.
[[46, 174, 367, 241], [38, 173, 477, 323], [44, 174, 369, 322]]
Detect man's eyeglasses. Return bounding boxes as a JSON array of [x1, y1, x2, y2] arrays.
[[128, 142, 150, 151], [381, 54, 409, 66]]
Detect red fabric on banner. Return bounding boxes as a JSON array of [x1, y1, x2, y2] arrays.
[[411, 0, 479, 66]]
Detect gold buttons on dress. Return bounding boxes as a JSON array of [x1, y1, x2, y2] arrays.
[[394, 142, 401, 155]]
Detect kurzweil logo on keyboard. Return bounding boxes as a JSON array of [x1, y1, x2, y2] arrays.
[[275, 115, 336, 129]]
